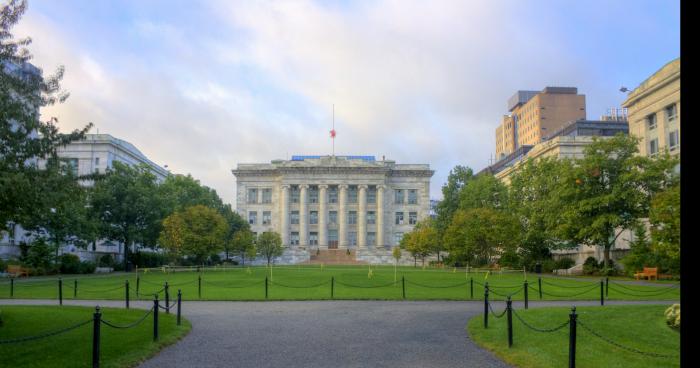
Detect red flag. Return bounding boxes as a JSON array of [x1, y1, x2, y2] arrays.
[[330, 129, 336, 138]]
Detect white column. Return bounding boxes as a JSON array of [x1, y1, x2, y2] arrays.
[[338, 184, 348, 248], [280, 185, 290, 246], [358, 185, 367, 248], [318, 185, 328, 249], [299, 184, 309, 247], [376, 185, 385, 249]]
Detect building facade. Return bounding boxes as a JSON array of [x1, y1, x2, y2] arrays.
[[622, 58, 680, 157], [232, 155, 433, 249], [495, 87, 586, 160]]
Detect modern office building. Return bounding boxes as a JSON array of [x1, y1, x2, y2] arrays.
[[233, 155, 433, 251], [495, 87, 586, 160], [622, 58, 680, 157]]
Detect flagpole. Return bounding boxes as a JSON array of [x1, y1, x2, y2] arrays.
[[332, 104, 335, 157]]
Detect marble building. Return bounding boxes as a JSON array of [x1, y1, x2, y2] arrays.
[[232, 155, 433, 250]]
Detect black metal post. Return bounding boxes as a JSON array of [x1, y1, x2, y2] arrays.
[[484, 282, 489, 329], [165, 282, 170, 314], [177, 289, 182, 326], [125, 280, 130, 309], [470, 277, 473, 299], [265, 277, 268, 299], [10, 277, 14, 298], [58, 277, 63, 306], [569, 307, 577, 368], [600, 280, 604, 306], [538, 277, 542, 299], [92, 306, 101, 368], [198, 275, 202, 299], [507, 296, 513, 348], [524, 280, 529, 310], [331, 277, 334, 299], [136, 276, 140, 298], [605, 277, 609, 297], [74, 279, 78, 299], [153, 295, 159, 341], [402, 276, 406, 299]]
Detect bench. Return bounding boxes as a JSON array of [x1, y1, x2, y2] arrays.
[[634, 267, 658, 281], [7, 265, 29, 277]]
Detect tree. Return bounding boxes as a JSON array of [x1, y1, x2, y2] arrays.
[[231, 229, 256, 265], [159, 205, 228, 264], [1, 0, 91, 229], [220, 205, 248, 260], [443, 208, 520, 266], [159, 174, 224, 213], [90, 161, 164, 270], [648, 183, 680, 274], [400, 220, 437, 267], [554, 134, 679, 268], [392, 245, 401, 282], [435, 166, 474, 238], [256, 231, 284, 266], [459, 173, 509, 211]]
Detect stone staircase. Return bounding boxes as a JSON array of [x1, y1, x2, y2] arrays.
[[307, 249, 366, 265]]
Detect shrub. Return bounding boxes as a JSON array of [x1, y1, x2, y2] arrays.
[[209, 254, 221, 265], [598, 259, 619, 276], [540, 259, 556, 273], [98, 254, 115, 268], [554, 257, 575, 270], [59, 254, 81, 274], [582, 257, 599, 275], [21, 238, 55, 274], [665, 304, 680, 330], [0, 258, 6, 272], [78, 261, 96, 274], [130, 252, 167, 268], [498, 251, 521, 269]]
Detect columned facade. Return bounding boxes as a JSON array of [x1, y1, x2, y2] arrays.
[[233, 155, 433, 250]]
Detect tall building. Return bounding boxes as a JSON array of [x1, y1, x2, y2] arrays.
[[232, 155, 433, 250], [55, 133, 169, 184], [495, 87, 586, 160], [622, 58, 680, 157]]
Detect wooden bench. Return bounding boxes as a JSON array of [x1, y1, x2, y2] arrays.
[[7, 265, 29, 277], [634, 267, 658, 281]]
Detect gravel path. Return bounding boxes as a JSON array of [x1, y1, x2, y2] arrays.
[[0, 299, 673, 368]]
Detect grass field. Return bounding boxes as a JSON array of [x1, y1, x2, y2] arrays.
[[0, 305, 191, 368], [467, 304, 680, 368], [0, 265, 680, 301]]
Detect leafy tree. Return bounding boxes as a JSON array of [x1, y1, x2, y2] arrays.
[[159, 205, 228, 264], [256, 231, 284, 266], [554, 134, 678, 268], [231, 229, 256, 265], [220, 205, 248, 260], [1, 0, 91, 229], [649, 183, 680, 274], [392, 245, 402, 282], [459, 173, 509, 211], [90, 161, 165, 270], [435, 166, 473, 238], [443, 208, 520, 266], [159, 174, 224, 213], [620, 224, 654, 275], [400, 220, 437, 267]]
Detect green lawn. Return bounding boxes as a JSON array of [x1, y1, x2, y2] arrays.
[[467, 304, 680, 368], [0, 265, 680, 301], [0, 305, 191, 368]]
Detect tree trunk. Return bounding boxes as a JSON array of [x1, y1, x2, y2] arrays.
[[123, 237, 130, 272], [603, 245, 611, 270]]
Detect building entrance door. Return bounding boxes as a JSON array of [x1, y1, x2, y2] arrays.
[[328, 230, 338, 249]]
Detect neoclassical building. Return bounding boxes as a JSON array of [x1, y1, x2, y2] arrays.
[[232, 155, 433, 249]]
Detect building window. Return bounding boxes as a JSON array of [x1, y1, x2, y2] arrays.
[[646, 113, 657, 130], [649, 138, 659, 156], [309, 232, 318, 246], [394, 189, 404, 204], [367, 232, 376, 246], [262, 188, 272, 203], [348, 211, 357, 225], [669, 130, 680, 151], [409, 212, 418, 225], [290, 232, 299, 246], [328, 186, 338, 204], [248, 211, 257, 225], [348, 186, 358, 203], [291, 210, 300, 224], [665, 104, 678, 122], [309, 186, 319, 203], [329, 211, 337, 225], [95, 157, 100, 165], [394, 232, 404, 245], [367, 186, 376, 204], [291, 186, 300, 203], [407, 189, 418, 204], [395, 212, 404, 225], [328, 230, 338, 247], [66, 158, 79, 176], [262, 211, 271, 225], [310, 211, 318, 225], [247, 188, 258, 204], [348, 231, 357, 246], [367, 211, 376, 225]]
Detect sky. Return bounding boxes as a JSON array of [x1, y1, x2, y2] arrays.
[[13, 0, 680, 205]]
